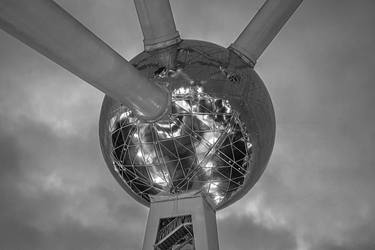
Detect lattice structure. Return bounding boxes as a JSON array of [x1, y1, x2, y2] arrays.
[[99, 40, 275, 210], [155, 215, 194, 250], [110, 85, 252, 207]]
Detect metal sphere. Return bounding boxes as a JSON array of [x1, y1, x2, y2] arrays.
[[99, 40, 275, 210]]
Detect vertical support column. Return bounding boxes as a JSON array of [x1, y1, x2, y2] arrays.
[[142, 192, 219, 250], [134, 0, 181, 51]]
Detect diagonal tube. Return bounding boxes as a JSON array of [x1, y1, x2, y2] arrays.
[[0, 0, 170, 121], [229, 0, 303, 66], [134, 0, 181, 51]]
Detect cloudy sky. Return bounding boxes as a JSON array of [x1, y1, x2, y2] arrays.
[[1, 0, 375, 249]]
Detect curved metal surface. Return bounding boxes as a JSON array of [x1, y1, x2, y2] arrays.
[[100, 40, 275, 210]]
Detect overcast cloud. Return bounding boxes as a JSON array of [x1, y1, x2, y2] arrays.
[[0, 0, 375, 249]]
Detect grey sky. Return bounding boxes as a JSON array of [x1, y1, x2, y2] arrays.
[[0, 0, 375, 249]]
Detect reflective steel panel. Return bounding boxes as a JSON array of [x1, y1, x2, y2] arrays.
[[99, 40, 275, 210]]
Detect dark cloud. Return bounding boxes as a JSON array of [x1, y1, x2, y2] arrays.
[[0, 114, 147, 249], [218, 215, 296, 250], [309, 214, 375, 250]]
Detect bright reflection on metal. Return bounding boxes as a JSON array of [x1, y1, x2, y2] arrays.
[[108, 86, 251, 207], [99, 40, 275, 210]]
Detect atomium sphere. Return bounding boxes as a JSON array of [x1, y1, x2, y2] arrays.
[[99, 40, 275, 210]]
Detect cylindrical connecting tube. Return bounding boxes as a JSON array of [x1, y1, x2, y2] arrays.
[[230, 0, 303, 66], [134, 0, 181, 51], [0, 0, 170, 121]]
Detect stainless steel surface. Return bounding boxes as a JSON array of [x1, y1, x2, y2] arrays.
[[0, 0, 170, 121], [230, 0, 303, 65], [100, 40, 275, 210], [134, 0, 181, 51]]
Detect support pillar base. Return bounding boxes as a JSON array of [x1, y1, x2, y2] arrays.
[[142, 191, 219, 250]]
